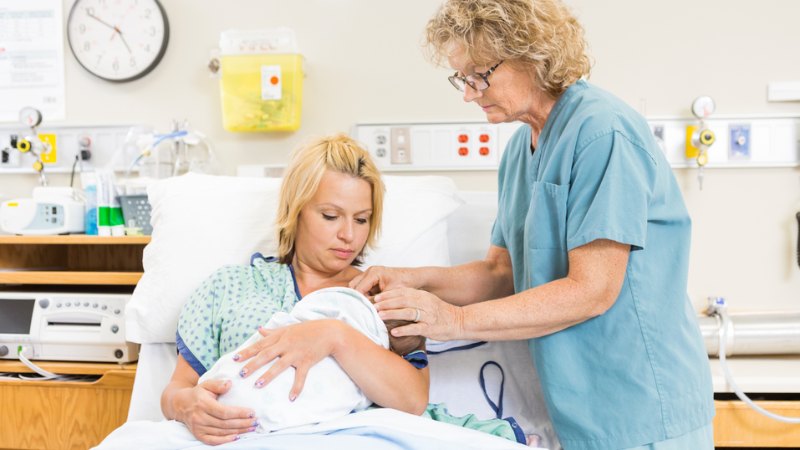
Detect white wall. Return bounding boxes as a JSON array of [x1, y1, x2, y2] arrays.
[[1, 0, 798, 310]]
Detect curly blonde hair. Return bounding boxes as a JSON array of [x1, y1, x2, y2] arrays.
[[276, 133, 384, 267], [423, 0, 593, 98]]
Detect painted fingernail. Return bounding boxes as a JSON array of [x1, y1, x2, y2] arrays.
[[255, 379, 264, 388], [252, 420, 259, 426], [233, 435, 240, 441], [248, 413, 255, 419], [257, 325, 261, 329], [224, 380, 231, 387], [290, 395, 297, 402], [248, 427, 256, 432], [233, 354, 241, 361], [239, 368, 248, 377]]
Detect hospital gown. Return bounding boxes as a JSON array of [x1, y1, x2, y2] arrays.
[[176, 255, 526, 445]]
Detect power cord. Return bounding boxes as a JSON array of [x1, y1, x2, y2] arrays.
[[709, 297, 800, 423], [0, 346, 98, 382]]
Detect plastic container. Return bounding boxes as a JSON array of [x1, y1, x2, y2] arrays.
[[219, 29, 304, 132], [81, 172, 98, 235], [119, 194, 153, 235]]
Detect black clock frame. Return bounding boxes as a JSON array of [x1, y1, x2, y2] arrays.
[[66, 0, 170, 83]]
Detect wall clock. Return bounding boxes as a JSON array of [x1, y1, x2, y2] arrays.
[[67, 0, 170, 82]]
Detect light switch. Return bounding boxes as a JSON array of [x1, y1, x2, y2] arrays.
[[390, 127, 412, 164]]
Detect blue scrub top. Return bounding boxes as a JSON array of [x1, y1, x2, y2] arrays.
[[490, 80, 714, 450]]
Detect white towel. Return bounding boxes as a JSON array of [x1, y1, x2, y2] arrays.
[[198, 287, 390, 432]]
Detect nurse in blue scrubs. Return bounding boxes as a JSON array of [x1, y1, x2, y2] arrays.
[[351, 0, 715, 449]]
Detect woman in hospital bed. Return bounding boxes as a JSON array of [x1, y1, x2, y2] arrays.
[[159, 133, 530, 446]]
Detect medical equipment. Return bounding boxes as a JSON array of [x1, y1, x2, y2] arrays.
[[704, 297, 800, 424], [121, 121, 219, 178], [0, 292, 138, 363], [698, 307, 800, 357], [686, 96, 717, 190], [0, 187, 85, 235], [14, 107, 53, 186], [213, 28, 304, 132]]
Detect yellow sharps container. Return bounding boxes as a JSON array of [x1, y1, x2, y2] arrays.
[[219, 29, 303, 132]]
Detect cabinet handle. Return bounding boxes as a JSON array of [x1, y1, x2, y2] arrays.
[[797, 212, 800, 269]]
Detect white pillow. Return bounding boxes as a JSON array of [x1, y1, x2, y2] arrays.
[[126, 173, 464, 344]]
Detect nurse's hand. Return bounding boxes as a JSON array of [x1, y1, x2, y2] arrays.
[[349, 266, 417, 296], [373, 288, 464, 341], [233, 319, 344, 401]]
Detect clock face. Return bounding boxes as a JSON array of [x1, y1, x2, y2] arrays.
[[67, 0, 169, 82]]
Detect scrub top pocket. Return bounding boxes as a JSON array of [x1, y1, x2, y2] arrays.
[[525, 181, 569, 250]]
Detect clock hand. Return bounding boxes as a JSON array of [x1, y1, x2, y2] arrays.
[[117, 31, 132, 53], [87, 10, 116, 31]]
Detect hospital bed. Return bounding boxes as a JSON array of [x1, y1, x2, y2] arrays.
[[107, 178, 561, 450]]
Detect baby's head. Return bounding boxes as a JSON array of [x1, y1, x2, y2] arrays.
[[368, 297, 426, 357]]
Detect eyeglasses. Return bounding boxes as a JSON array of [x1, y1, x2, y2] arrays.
[[448, 61, 503, 92]]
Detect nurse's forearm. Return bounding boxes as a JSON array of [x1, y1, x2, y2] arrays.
[[414, 247, 515, 306], [457, 277, 600, 340], [455, 239, 630, 340]]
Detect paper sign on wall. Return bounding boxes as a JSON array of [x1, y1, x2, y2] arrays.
[[261, 65, 282, 101], [0, 0, 66, 122]]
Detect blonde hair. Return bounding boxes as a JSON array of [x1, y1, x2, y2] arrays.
[[423, 0, 593, 99], [276, 133, 384, 266]]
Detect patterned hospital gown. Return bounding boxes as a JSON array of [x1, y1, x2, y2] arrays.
[[177, 255, 299, 375]]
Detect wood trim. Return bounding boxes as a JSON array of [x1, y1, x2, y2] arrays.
[[0, 370, 135, 390], [0, 271, 143, 285], [0, 360, 137, 376], [714, 400, 800, 447], [0, 236, 150, 245]]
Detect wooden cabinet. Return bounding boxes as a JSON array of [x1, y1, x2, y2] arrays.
[[0, 235, 148, 450], [0, 361, 137, 450], [0, 236, 149, 285], [714, 400, 800, 447]]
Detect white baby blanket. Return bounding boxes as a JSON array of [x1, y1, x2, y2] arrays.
[[198, 287, 390, 432]]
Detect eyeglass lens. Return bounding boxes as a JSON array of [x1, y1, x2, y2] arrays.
[[451, 73, 490, 92]]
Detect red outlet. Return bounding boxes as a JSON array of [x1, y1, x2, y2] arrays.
[[479, 147, 490, 156], [458, 134, 469, 143], [479, 134, 489, 143], [458, 147, 469, 156]]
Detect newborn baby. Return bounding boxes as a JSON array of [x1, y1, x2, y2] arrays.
[[198, 287, 425, 432]]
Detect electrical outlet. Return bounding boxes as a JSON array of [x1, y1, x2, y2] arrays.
[[652, 125, 664, 141], [390, 127, 412, 164], [729, 124, 751, 159]]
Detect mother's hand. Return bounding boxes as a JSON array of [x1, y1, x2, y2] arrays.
[[170, 378, 256, 445], [233, 319, 345, 401], [373, 288, 464, 341]]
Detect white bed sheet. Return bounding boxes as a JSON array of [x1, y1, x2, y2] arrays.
[[126, 191, 561, 449]]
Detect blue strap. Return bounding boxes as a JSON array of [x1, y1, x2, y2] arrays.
[[402, 350, 429, 369], [175, 330, 207, 377], [479, 361, 505, 419], [504, 416, 527, 445], [250, 252, 277, 265], [426, 341, 488, 355]]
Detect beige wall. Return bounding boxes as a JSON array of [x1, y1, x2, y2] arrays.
[[1, 0, 798, 310]]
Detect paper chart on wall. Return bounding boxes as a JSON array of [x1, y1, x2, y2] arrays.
[[0, 0, 66, 122]]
